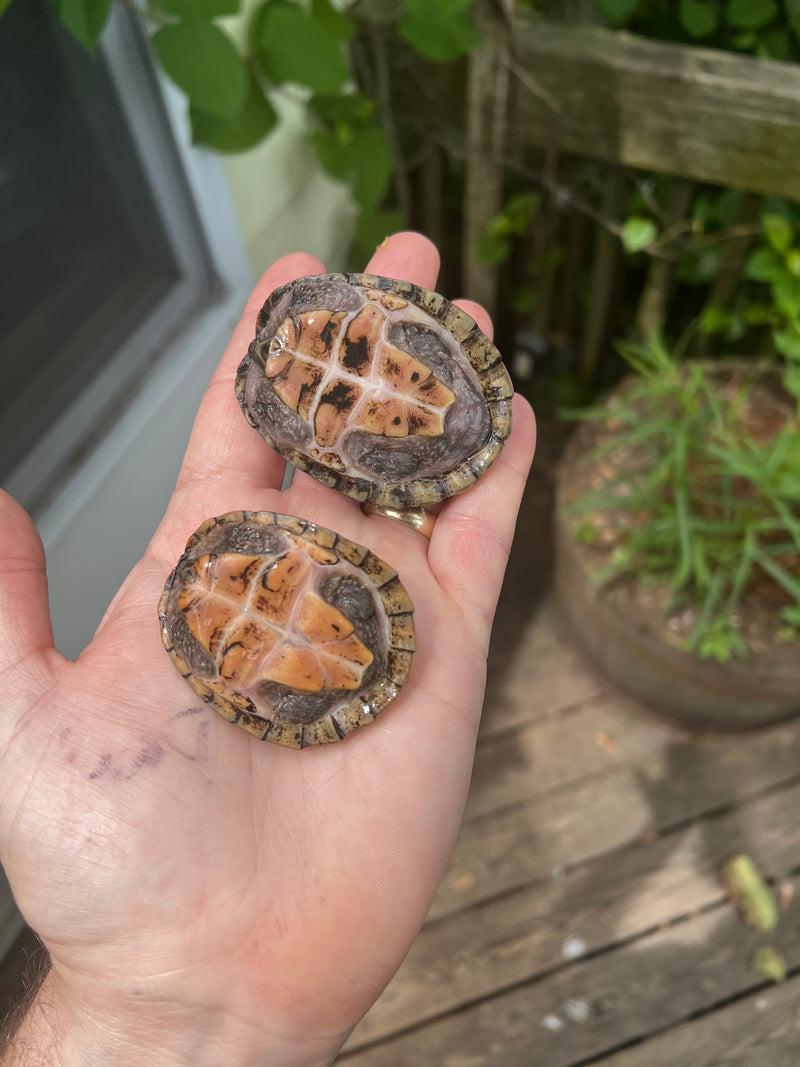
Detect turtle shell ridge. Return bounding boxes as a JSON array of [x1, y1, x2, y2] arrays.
[[159, 511, 415, 748]]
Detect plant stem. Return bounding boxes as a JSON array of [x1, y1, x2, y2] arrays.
[[369, 22, 411, 222]]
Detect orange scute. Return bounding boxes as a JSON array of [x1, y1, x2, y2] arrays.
[[357, 397, 409, 437], [295, 592, 354, 642], [219, 618, 278, 686], [338, 305, 383, 376], [265, 299, 455, 447], [252, 552, 308, 624], [271, 360, 324, 419], [264, 646, 325, 692], [180, 591, 239, 657], [179, 546, 374, 694], [294, 311, 344, 362]]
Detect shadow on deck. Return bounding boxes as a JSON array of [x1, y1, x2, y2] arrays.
[[338, 421, 800, 1066]]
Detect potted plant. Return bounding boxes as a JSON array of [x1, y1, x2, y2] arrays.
[[555, 315, 800, 729]]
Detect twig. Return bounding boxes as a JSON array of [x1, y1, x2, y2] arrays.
[[368, 22, 412, 221], [508, 58, 562, 117]]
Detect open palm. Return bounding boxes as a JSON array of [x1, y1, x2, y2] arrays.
[[0, 234, 535, 1066]]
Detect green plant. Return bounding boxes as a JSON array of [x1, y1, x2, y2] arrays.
[[8, 0, 482, 255], [566, 335, 800, 663]]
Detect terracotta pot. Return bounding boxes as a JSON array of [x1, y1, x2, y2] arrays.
[[554, 370, 800, 732]]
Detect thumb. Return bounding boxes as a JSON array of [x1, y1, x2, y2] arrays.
[[0, 490, 57, 673]]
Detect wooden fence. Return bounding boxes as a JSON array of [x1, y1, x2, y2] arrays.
[[462, 15, 800, 383]]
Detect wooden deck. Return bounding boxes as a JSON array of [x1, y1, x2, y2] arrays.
[[336, 426, 800, 1066]]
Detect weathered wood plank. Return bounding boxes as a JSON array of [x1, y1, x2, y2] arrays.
[[481, 593, 605, 738], [343, 780, 800, 1050], [338, 899, 800, 1065], [516, 22, 800, 199], [579, 168, 626, 384], [462, 1, 509, 315], [600, 974, 800, 1067], [466, 696, 674, 820], [434, 714, 800, 919]]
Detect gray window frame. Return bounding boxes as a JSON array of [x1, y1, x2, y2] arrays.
[[0, 2, 253, 981]]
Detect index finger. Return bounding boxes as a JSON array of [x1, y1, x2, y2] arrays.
[[429, 393, 537, 636]]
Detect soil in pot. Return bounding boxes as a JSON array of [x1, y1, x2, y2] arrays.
[[555, 360, 800, 731]]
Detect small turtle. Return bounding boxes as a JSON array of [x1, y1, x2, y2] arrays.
[[236, 273, 513, 508], [159, 511, 415, 748]]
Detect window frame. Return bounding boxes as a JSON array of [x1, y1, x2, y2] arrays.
[[4, 3, 253, 517], [0, 1, 254, 981]]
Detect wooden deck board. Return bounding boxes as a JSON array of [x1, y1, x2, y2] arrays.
[[342, 776, 800, 1052], [480, 593, 605, 738], [335, 446, 800, 1063], [333, 444, 800, 1065], [433, 714, 800, 920], [600, 976, 800, 1067], [340, 899, 800, 1065], [464, 697, 673, 822]]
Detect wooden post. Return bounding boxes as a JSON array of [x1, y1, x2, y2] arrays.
[[694, 192, 761, 356], [462, 3, 511, 317], [579, 169, 626, 385], [635, 179, 695, 340]]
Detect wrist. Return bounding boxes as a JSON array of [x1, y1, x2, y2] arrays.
[[2, 970, 345, 1067]]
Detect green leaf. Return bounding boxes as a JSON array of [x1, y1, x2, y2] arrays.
[[758, 26, 790, 56], [763, 212, 793, 251], [620, 216, 657, 253], [787, 0, 800, 40], [784, 364, 800, 397], [311, 0, 353, 40], [352, 206, 406, 262], [741, 301, 773, 325], [153, 20, 248, 119], [680, 0, 721, 36], [477, 221, 513, 266], [753, 945, 787, 983], [158, 0, 240, 16], [745, 245, 784, 281], [774, 327, 800, 359], [722, 854, 778, 932], [50, 0, 113, 51], [774, 271, 800, 317], [596, 0, 640, 22], [786, 249, 800, 276], [398, 8, 480, 62], [312, 125, 391, 208], [726, 0, 777, 28], [308, 93, 375, 132], [0, 0, 12, 14], [259, 3, 349, 94], [476, 193, 541, 266], [404, 0, 472, 14], [755, 550, 800, 599], [503, 192, 541, 232], [699, 306, 731, 334], [190, 74, 278, 152]]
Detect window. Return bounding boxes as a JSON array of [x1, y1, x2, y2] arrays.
[[0, 0, 253, 1009]]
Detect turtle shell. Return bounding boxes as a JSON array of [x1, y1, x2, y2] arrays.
[[235, 273, 513, 508], [159, 512, 415, 748]]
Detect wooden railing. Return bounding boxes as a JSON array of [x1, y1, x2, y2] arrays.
[[462, 16, 800, 382]]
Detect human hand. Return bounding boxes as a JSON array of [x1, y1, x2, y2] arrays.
[[0, 233, 535, 1066]]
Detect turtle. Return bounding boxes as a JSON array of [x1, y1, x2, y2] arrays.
[[235, 273, 514, 509], [159, 511, 415, 748]]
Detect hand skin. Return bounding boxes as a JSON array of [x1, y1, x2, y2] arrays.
[[0, 233, 536, 1066]]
